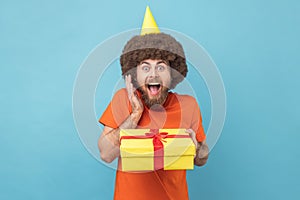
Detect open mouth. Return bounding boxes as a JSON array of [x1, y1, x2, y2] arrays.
[[147, 83, 161, 96]]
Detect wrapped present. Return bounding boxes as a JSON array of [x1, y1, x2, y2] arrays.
[[119, 129, 195, 171]]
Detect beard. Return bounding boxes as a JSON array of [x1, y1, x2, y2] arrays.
[[137, 86, 169, 109]]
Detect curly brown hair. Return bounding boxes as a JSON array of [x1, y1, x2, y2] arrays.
[[120, 33, 188, 89]]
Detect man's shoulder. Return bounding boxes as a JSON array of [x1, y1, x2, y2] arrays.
[[113, 88, 127, 98], [108, 88, 129, 105], [170, 92, 197, 104]]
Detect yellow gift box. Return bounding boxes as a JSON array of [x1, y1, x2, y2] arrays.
[[119, 129, 196, 171]]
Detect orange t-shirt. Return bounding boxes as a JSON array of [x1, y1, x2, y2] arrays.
[[99, 88, 206, 200]]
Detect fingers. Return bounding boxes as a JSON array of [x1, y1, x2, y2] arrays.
[[125, 75, 139, 103], [186, 128, 195, 136], [125, 75, 134, 99], [125, 74, 144, 114], [186, 129, 198, 149]]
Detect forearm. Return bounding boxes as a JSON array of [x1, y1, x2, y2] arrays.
[[98, 112, 142, 163], [194, 141, 209, 166]]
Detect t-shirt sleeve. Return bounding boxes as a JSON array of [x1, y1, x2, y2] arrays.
[[191, 98, 206, 142], [99, 89, 132, 129]]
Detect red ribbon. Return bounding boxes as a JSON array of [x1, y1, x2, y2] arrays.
[[120, 129, 191, 170]]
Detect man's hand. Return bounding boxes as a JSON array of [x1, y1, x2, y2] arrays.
[[186, 129, 198, 149], [125, 75, 144, 118], [194, 140, 209, 166], [186, 129, 209, 166]]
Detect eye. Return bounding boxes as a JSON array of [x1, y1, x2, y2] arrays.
[[141, 65, 150, 72], [156, 65, 166, 72]]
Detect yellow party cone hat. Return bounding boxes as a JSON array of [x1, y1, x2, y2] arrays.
[[140, 6, 160, 35]]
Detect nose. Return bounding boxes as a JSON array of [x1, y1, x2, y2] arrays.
[[149, 67, 158, 78]]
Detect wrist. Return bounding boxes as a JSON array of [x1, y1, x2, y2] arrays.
[[130, 111, 142, 126], [106, 130, 120, 146]]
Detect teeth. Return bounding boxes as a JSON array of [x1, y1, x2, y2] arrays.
[[148, 83, 160, 86]]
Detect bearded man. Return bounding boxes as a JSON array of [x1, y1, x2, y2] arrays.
[[98, 7, 209, 200]]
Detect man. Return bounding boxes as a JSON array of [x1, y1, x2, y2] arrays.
[[98, 7, 208, 200]]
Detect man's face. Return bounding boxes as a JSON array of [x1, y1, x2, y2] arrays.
[[136, 59, 171, 108]]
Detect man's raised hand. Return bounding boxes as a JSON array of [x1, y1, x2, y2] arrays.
[[125, 75, 144, 116]]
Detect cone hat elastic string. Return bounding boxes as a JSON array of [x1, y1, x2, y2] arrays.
[[140, 6, 160, 35]]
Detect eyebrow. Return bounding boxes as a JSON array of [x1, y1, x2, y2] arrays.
[[140, 61, 150, 65], [157, 61, 167, 65], [140, 60, 167, 65]]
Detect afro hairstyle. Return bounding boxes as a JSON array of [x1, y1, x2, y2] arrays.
[[120, 33, 188, 89]]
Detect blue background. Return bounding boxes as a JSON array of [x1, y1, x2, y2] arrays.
[[1, 0, 299, 199]]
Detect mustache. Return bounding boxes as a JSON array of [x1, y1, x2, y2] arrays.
[[144, 78, 162, 85]]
